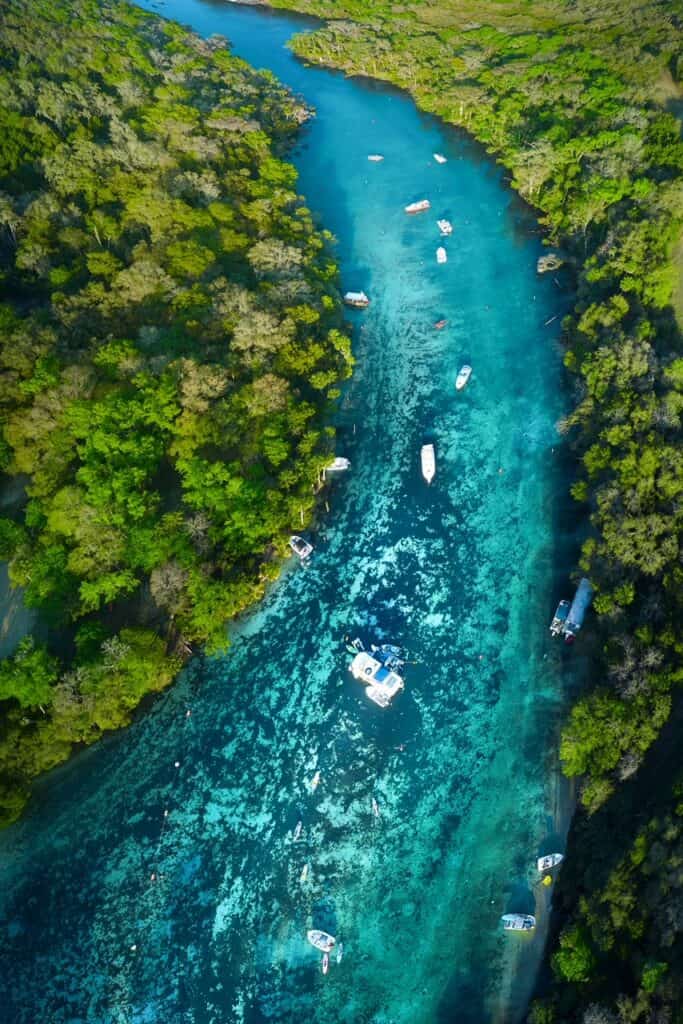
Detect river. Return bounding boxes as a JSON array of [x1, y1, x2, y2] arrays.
[[0, 3, 582, 1022]]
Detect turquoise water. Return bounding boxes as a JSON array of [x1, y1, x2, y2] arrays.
[[0, 4, 580, 1022]]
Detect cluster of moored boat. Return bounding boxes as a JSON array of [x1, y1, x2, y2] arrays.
[[550, 577, 593, 643], [501, 852, 565, 934], [346, 636, 405, 707], [343, 150, 473, 490], [293, 150, 579, 962]]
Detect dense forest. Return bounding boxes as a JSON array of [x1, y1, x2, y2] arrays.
[[259, 0, 683, 1019], [0, 0, 351, 826]]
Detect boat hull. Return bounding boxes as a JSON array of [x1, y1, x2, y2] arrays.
[[307, 929, 336, 952], [420, 444, 436, 484], [405, 200, 430, 214]]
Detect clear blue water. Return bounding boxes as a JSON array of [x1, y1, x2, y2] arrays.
[[0, 4, 581, 1022]]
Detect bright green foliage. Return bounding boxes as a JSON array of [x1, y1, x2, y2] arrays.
[[552, 926, 597, 983], [0, 639, 58, 710], [0, 0, 352, 824]]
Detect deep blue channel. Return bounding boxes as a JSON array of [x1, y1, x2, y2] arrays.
[[0, 3, 583, 1021]]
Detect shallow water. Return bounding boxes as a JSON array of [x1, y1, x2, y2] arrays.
[[0, 4, 581, 1022]]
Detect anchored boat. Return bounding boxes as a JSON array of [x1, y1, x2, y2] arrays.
[[434, 318, 448, 330], [549, 599, 571, 636], [344, 636, 365, 654], [501, 914, 536, 932], [433, 153, 447, 164], [349, 644, 405, 708], [367, 154, 384, 162], [437, 219, 453, 235], [343, 290, 369, 308], [405, 199, 430, 214], [538, 853, 564, 872], [289, 535, 313, 560], [436, 246, 447, 264], [326, 456, 351, 472], [322, 952, 329, 974], [307, 929, 336, 952], [455, 365, 472, 391], [550, 579, 593, 642], [421, 443, 435, 484]]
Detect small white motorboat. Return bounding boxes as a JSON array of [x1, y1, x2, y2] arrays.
[[336, 942, 344, 963], [437, 219, 453, 235], [289, 535, 313, 560], [420, 443, 435, 484], [436, 247, 447, 264], [372, 797, 380, 818], [326, 456, 351, 472], [311, 770, 321, 791], [433, 153, 447, 164], [293, 820, 303, 841], [322, 952, 330, 974], [367, 154, 384, 162], [549, 600, 571, 636], [343, 290, 370, 308], [300, 863, 309, 883], [307, 929, 336, 952], [405, 199, 430, 214], [455, 365, 472, 391], [501, 914, 536, 932], [537, 853, 564, 872], [345, 636, 365, 654]]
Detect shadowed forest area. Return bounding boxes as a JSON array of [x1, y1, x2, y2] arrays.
[[0, 0, 352, 827], [255, 0, 683, 1018]]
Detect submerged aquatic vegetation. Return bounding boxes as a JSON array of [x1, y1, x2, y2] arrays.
[[256, 0, 683, 1017]]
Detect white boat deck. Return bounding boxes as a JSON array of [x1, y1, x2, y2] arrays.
[[349, 651, 404, 707]]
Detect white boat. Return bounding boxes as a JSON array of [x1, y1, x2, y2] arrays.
[[343, 290, 370, 308], [326, 457, 351, 472], [455, 365, 472, 391], [405, 199, 430, 214], [367, 154, 384, 162], [501, 914, 536, 932], [349, 647, 405, 708], [311, 770, 321, 791], [371, 797, 380, 818], [433, 153, 447, 164], [420, 443, 435, 484], [537, 853, 564, 872], [336, 942, 344, 963], [300, 863, 309, 883], [549, 599, 571, 636], [293, 820, 303, 841], [307, 929, 336, 952], [322, 952, 329, 974], [345, 636, 365, 654], [289, 535, 313, 560], [436, 247, 447, 264], [437, 219, 453, 235]]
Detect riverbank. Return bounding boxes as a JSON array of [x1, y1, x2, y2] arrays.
[[0, 0, 352, 826]]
